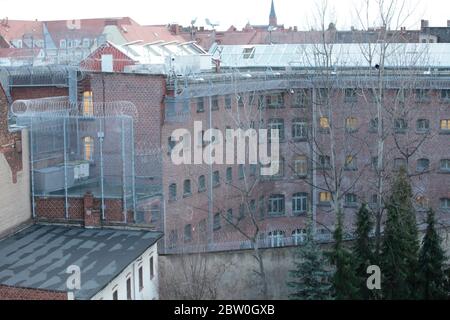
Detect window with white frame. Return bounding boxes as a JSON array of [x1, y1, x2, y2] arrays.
[[292, 229, 307, 245], [268, 194, 285, 216], [292, 193, 308, 214], [269, 230, 285, 247]]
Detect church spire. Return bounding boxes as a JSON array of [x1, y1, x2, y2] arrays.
[[269, 0, 277, 27]]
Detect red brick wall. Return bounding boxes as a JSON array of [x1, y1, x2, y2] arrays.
[[10, 86, 68, 101], [0, 285, 67, 300]]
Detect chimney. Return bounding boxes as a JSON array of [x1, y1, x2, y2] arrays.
[[421, 19, 429, 29], [447, 20, 450, 27], [294, 26, 298, 32], [83, 192, 101, 228]]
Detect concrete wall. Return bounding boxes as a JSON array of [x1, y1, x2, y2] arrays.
[[91, 244, 159, 300], [159, 246, 300, 300]]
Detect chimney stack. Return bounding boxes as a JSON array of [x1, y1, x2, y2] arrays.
[[447, 20, 450, 27], [421, 19, 429, 29]]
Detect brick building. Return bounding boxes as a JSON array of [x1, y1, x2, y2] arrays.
[[161, 44, 450, 253]]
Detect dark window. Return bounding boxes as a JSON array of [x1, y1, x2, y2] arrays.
[[213, 213, 221, 230], [225, 95, 232, 109], [268, 194, 285, 216], [198, 175, 206, 192], [169, 230, 178, 249], [416, 119, 430, 132], [238, 165, 245, 179], [394, 118, 408, 132], [239, 204, 245, 220], [441, 198, 450, 210], [319, 155, 331, 170], [184, 224, 192, 242], [292, 119, 308, 139], [416, 89, 430, 102], [138, 266, 143, 291], [237, 94, 245, 107], [126, 278, 131, 300], [293, 90, 310, 108], [196, 97, 205, 113], [112, 289, 118, 300], [440, 159, 450, 172], [183, 180, 192, 197], [169, 183, 177, 201], [211, 96, 219, 110], [259, 196, 265, 219], [394, 158, 407, 170], [150, 256, 154, 280], [292, 193, 308, 214], [344, 88, 358, 103], [345, 193, 358, 206], [441, 89, 450, 101], [266, 93, 284, 108], [226, 167, 232, 183], [227, 209, 233, 222], [416, 158, 430, 172], [369, 118, 379, 132], [213, 171, 220, 187], [268, 119, 285, 141]]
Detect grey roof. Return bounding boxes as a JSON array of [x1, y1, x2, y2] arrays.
[[0, 224, 162, 300]]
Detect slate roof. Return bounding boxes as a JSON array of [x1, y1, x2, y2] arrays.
[[0, 224, 162, 300]]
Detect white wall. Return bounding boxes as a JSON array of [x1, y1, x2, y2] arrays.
[[91, 243, 159, 300], [0, 130, 31, 235]]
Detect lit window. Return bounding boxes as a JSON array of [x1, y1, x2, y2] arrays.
[[83, 91, 93, 116], [294, 155, 308, 177], [319, 117, 330, 130], [292, 193, 308, 214], [319, 192, 332, 204], [292, 229, 306, 245], [268, 194, 285, 216], [416, 196, 429, 209], [345, 155, 357, 170], [440, 119, 450, 131], [83, 136, 94, 161], [345, 117, 358, 132]]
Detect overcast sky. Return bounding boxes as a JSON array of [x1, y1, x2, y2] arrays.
[[0, 0, 448, 30]]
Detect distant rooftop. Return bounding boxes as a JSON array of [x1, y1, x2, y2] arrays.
[[0, 224, 162, 300]]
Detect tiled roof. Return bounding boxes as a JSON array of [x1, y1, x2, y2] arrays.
[[0, 224, 162, 300]]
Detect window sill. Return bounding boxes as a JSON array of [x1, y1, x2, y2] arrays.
[[268, 213, 286, 217], [183, 193, 192, 198], [439, 130, 450, 135], [439, 170, 450, 174], [198, 189, 206, 193], [394, 129, 407, 134], [293, 211, 307, 216], [416, 130, 430, 134], [317, 203, 332, 208]]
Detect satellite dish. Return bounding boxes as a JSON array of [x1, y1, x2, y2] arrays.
[[205, 18, 220, 29], [191, 18, 197, 26]]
